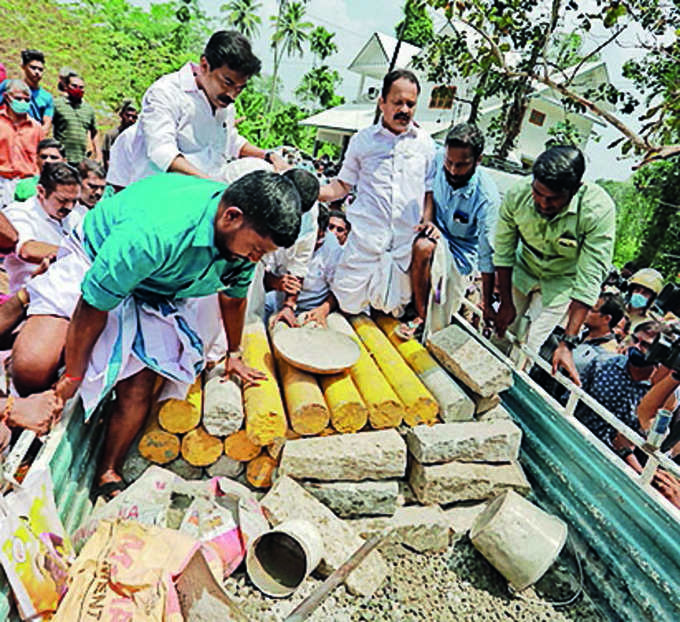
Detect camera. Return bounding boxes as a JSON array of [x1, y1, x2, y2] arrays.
[[603, 268, 628, 294], [654, 283, 680, 316], [645, 331, 680, 372]]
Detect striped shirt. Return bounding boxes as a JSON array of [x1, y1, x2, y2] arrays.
[[52, 96, 96, 163]]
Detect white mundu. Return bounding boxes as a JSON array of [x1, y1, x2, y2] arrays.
[[331, 122, 436, 315]]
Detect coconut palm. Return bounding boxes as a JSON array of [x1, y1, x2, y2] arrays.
[[221, 0, 262, 40], [309, 26, 338, 65], [267, 1, 312, 114]]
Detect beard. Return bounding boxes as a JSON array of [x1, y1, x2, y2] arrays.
[[444, 166, 475, 190]]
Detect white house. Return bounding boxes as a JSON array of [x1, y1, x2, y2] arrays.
[[300, 26, 610, 166]]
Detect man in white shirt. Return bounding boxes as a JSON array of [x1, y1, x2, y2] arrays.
[[3, 162, 83, 293], [107, 30, 280, 188], [318, 69, 436, 316]]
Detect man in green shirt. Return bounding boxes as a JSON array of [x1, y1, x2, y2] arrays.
[[493, 145, 616, 384], [12, 169, 316, 499], [52, 74, 99, 165]]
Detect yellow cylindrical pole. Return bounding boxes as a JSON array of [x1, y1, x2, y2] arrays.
[[138, 404, 180, 464], [224, 430, 261, 462], [242, 319, 288, 446], [318, 372, 368, 433], [181, 426, 224, 467], [350, 314, 439, 426], [276, 357, 330, 435], [326, 313, 404, 429]]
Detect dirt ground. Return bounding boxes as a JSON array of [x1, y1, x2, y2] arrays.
[[223, 535, 604, 621]]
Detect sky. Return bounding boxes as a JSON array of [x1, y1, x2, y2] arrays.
[[201, 0, 653, 182]]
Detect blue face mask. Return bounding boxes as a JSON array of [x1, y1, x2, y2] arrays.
[[629, 292, 649, 310], [9, 99, 30, 115]]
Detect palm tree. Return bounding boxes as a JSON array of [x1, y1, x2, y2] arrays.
[[267, 1, 312, 113], [221, 0, 262, 40], [309, 26, 338, 66]]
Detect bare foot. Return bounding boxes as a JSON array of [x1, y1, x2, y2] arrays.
[[95, 469, 126, 500], [7, 390, 63, 436]]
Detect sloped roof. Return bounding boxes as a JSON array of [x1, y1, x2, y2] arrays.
[[347, 32, 421, 78]]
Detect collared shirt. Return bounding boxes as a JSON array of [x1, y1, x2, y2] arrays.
[[0, 81, 54, 123], [494, 179, 615, 307], [108, 62, 246, 186], [53, 96, 96, 163], [3, 195, 85, 293], [573, 334, 619, 376], [576, 355, 649, 448], [101, 126, 121, 157], [0, 106, 43, 179], [338, 121, 436, 267], [432, 152, 500, 275], [296, 233, 345, 311], [80, 173, 254, 311]]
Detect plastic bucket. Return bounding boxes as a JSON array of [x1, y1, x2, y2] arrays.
[[470, 490, 568, 592], [246, 519, 324, 597]]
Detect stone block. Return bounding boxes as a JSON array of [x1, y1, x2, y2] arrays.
[[397, 480, 418, 506], [405, 421, 522, 464], [303, 480, 399, 517], [477, 404, 513, 423], [443, 502, 489, 540], [206, 455, 245, 479], [279, 429, 406, 481], [472, 393, 501, 414], [260, 476, 388, 596], [203, 373, 244, 438], [121, 441, 152, 482], [439, 379, 475, 423], [427, 326, 512, 398], [409, 460, 531, 505], [166, 457, 204, 480], [349, 505, 450, 553]]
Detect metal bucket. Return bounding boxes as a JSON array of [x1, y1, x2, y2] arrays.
[[246, 519, 324, 597], [470, 490, 567, 592]]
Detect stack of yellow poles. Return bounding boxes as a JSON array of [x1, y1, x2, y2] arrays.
[[326, 313, 404, 429], [350, 314, 439, 426]]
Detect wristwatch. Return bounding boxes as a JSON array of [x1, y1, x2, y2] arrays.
[[559, 334, 580, 351]]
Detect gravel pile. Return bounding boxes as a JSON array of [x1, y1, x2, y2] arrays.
[[223, 537, 603, 621]]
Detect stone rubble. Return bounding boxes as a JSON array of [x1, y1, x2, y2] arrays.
[[303, 480, 400, 517]]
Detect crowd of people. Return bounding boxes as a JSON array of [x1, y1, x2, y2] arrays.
[[0, 30, 678, 508]]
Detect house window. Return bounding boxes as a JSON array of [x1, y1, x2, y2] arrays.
[[529, 109, 546, 126], [429, 85, 456, 110]]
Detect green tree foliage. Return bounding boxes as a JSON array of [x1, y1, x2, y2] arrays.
[[268, 0, 313, 113], [395, 0, 434, 48], [295, 66, 344, 110], [309, 26, 338, 64], [221, 0, 262, 39]]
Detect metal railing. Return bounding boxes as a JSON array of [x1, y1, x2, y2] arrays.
[[456, 298, 680, 519]]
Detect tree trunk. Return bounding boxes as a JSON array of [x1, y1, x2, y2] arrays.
[[467, 70, 489, 124], [496, 86, 529, 159], [634, 194, 679, 268]]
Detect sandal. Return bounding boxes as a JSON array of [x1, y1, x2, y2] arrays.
[[92, 479, 128, 503], [395, 317, 424, 341]]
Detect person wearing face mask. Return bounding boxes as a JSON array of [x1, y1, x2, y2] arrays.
[[107, 31, 282, 190], [575, 321, 662, 465], [493, 145, 616, 384], [625, 268, 664, 330], [318, 69, 436, 318], [52, 74, 99, 165], [395, 123, 500, 341], [0, 80, 44, 210], [3, 162, 84, 294]]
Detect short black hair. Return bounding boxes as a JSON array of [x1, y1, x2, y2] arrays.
[[77, 158, 106, 180], [203, 30, 261, 76], [381, 69, 420, 100], [39, 162, 81, 196], [329, 208, 351, 233], [67, 74, 82, 86], [598, 292, 625, 330], [282, 168, 319, 213], [532, 145, 585, 194], [220, 170, 303, 248], [21, 49, 45, 66], [445, 123, 485, 160], [317, 204, 330, 231], [37, 138, 65, 157]]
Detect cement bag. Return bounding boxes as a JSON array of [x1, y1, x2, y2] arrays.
[[53, 519, 200, 622], [72, 466, 182, 551], [0, 468, 74, 620]]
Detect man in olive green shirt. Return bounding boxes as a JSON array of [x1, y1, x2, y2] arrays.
[[493, 145, 616, 384], [52, 75, 99, 165]]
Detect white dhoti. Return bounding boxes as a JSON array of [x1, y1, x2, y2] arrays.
[[26, 232, 215, 419], [422, 239, 466, 342], [331, 234, 412, 316]]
